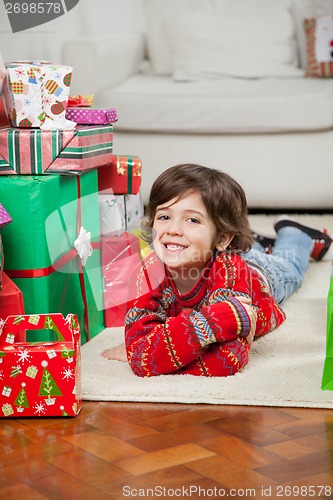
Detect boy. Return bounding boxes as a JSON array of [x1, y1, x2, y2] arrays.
[[102, 164, 332, 377]]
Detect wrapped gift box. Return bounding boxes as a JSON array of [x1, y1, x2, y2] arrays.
[[0, 171, 104, 344], [66, 107, 118, 125], [98, 155, 142, 194], [0, 125, 113, 175], [0, 313, 81, 417], [2, 62, 73, 129], [0, 272, 25, 319], [99, 192, 144, 236], [101, 233, 141, 327], [0, 202, 12, 228]]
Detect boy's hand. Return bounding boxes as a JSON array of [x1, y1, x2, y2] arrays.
[[235, 296, 257, 345], [101, 343, 127, 362]]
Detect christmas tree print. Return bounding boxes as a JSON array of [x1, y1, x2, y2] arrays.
[[71, 315, 79, 331], [44, 315, 65, 341], [10, 365, 22, 378], [14, 385, 29, 411], [61, 345, 74, 360], [39, 362, 62, 404]]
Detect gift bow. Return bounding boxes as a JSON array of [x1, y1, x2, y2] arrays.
[[67, 95, 94, 107], [74, 226, 93, 266]]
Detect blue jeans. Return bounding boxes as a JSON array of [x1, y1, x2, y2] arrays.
[[242, 227, 313, 305]]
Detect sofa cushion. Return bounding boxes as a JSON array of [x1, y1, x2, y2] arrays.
[[165, 10, 301, 80], [143, 0, 298, 76], [99, 74, 333, 133], [304, 15, 333, 76]]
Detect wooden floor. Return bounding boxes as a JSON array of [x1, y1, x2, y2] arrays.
[[0, 402, 333, 499]]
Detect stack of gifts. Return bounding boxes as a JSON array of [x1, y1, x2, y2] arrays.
[[0, 53, 145, 366]]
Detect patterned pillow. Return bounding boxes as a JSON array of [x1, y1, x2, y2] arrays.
[[304, 16, 333, 77]]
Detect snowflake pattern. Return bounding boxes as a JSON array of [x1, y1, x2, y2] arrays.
[[43, 95, 52, 106], [62, 367, 74, 380], [23, 97, 32, 107], [15, 67, 25, 77], [34, 402, 46, 415], [16, 349, 32, 364]]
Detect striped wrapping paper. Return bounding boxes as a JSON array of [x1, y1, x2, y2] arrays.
[[0, 125, 113, 174]]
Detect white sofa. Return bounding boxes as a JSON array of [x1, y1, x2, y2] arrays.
[[62, 0, 333, 209]]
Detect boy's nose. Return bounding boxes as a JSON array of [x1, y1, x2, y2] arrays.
[[166, 219, 182, 235]]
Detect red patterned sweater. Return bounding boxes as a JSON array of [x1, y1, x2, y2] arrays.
[[125, 251, 285, 377]]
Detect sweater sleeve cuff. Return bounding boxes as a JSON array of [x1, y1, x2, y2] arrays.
[[227, 297, 252, 338]]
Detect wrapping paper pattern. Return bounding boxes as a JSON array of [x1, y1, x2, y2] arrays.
[[0, 125, 113, 174], [0, 313, 81, 417], [3, 62, 73, 128], [99, 192, 144, 236], [66, 107, 118, 125], [98, 155, 142, 194]]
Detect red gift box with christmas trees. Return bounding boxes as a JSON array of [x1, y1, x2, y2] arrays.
[[0, 313, 81, 418]]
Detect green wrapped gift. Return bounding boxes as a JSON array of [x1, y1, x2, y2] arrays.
[[0, 170, 104, 343], [322, 272, 333, 390]]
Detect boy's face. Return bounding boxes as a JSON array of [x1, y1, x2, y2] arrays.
[[153, 190, 221, 279]]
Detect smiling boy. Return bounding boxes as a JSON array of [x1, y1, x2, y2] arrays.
[[102, 164, 286, 376], [102, 163, 331, 377]]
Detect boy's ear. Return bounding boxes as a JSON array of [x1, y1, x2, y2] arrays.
[[215, 234, 234, 251]]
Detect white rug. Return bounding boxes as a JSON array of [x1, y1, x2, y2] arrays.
[[81, 215, 333, 408]]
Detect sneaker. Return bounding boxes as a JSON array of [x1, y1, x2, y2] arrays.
[[251, 231, 276, 254], [273, 215, 333, 261]]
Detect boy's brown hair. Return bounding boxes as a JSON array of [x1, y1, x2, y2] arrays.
[[143, 163, 253, 252]]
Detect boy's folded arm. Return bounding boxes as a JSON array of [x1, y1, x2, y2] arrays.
[[125, 297, 253, 377]]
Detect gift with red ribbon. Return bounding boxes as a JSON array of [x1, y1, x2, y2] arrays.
[[0, 170, 104, 344], [98, 155, 142, 195], [0, 313, 81, 417]]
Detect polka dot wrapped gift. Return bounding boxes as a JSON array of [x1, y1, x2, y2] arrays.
[[0, 203, 12, 229], [65, 107, 118, 125]]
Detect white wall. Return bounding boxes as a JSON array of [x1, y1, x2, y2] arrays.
[[0, 0, 145, 64]]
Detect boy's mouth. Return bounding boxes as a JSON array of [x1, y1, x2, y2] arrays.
[[164, 243, 188, 252]]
